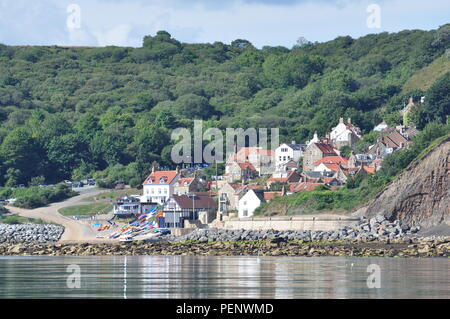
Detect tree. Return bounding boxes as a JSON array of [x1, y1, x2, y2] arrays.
[[174, 94, 214, 119], [231, 39, 252, 49], [0, 127, 43, 184], [417, 72, 450, 128]]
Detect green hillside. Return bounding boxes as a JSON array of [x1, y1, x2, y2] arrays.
[[402, 55, 450, 93], [0, 25, 449, 187]]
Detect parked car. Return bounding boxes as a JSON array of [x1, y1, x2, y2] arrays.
[[17, 184, 25, 188], [157, 228, 170, 235], [72, 182, 83, 188], [87, 178, 96, 186]]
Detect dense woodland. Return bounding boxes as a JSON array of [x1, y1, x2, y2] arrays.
[[0, 25, 450, 189]]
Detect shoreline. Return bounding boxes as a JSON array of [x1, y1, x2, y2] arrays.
[[1, 237, 449, 258]]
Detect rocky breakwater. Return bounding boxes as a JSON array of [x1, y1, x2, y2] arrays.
[[0, 236, 449, 257], [166, 215, 420, 242], [0, 223, 64, 243]]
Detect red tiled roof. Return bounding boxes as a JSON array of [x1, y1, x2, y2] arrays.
[[315, 143, 337, 155], [246, 184, 266, 190], [289, 182, 322, 193], [238, 162, 257, 171], [313, 156, 348, 166], [175, 177, 194, 186], [267, 170, 299, 183], [143, 170, 179, 185], [229, 147, 274, 162], [323, 163, 342, 171], [263, 192, 282, 201], [362, 166, 376, 174]]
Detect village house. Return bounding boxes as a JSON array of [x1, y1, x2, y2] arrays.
[[347, 153, 375, 168], [173, 175, 205, 195], [224, 161, 258, 183], [238, 189, 266, 218], [274, 142, 306, 170], [373, 121, 395, 133], [237, 188, 281, 218], [367, 130, 411, 157], [329, 117, 362, 149], [266, 170, 301, 188], [226, 146, 275, 176], [306, 132, 334, 146], [303, 141, 338, 172], [113, 195, 142, 217], [401, 96, 424, 126], [161, 193, 217, 228], [217, 182, 246, 218], [141, 167, 181, 205], [283, 159, 299, 171]]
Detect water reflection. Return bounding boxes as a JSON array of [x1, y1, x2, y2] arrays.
[[0, 256, 448, 299]]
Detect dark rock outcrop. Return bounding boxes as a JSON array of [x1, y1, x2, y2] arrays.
[[355, 137, 450, 230]]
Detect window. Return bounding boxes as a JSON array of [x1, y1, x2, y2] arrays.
[[243, 209, 248, 217], [243, 201, 247, 206]]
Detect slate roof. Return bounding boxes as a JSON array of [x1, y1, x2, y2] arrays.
[[170, 194, 217, 210]]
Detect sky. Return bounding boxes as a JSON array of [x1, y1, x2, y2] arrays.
[[0, 0, 448, 48]]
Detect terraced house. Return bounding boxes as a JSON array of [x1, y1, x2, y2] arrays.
[[141, 167, 181, 205]]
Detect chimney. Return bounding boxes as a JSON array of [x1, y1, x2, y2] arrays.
[[347, 117, 351, 124], [291, 140, 296, 145], [408, 97, 414, 105], [176, 166, 180, 174], [339, 117, 344, 124], [151, 166, 155, 173]]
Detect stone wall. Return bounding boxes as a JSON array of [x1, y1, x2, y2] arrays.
[[223, 214, 360, 231]]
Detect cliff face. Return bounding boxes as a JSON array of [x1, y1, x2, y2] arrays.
[[355, 137, 450, 229]]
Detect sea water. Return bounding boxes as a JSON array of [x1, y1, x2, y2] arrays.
[[0, 256, 448, 298]]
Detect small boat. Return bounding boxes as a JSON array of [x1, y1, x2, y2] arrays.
[[119, 236, 133, 242]]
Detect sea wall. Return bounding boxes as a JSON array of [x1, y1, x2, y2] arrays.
[[223, 214, 360, 231]]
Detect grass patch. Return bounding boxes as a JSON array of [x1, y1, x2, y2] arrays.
[[85, 188, 141, 202], [402, 55, 450, 93], [0, 214, 49, 225], [59, 203, 113, 216]]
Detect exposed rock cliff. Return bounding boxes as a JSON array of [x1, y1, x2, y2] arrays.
[[355, 136, 450, 230]]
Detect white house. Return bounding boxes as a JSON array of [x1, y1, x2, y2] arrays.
[[373, 121, 389, 132], [141, 167, 181, 205], [238, 189, 266, 218], [329, 117, 361, 149], [274, 142, 306, 170]]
